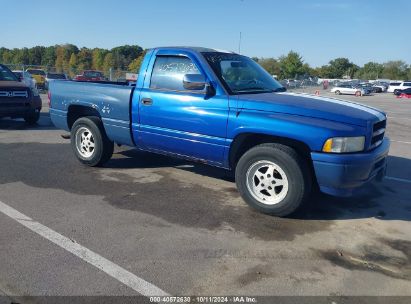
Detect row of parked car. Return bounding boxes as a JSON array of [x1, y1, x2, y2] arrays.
[[330, 80, 411, 97], [11, 69, 107, 90]]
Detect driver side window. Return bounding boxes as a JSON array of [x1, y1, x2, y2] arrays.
[[150, 56, 201, 91]]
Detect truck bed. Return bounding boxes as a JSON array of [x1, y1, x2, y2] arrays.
[[49, 80, 135, 146]]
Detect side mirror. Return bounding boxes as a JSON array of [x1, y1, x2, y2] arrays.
[[183, 74, 206, 91]]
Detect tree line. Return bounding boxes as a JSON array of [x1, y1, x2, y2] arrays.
[[255, 51, 411, 80], [0, 44, 410, 80], [0, 44, 144, 77]]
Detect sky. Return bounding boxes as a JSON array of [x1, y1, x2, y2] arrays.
[[1, 0, 410, 67]]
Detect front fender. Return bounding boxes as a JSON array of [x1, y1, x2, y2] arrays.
[[227, 110, 367, 152]]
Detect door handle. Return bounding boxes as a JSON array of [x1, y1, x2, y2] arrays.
[[141, 98, 153, 106]]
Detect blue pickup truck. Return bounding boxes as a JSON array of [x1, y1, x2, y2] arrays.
[[49, 47, 389, 216]]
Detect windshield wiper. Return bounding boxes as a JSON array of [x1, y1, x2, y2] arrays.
[[234, 87, 287, 94], [234, 87, 273, 93], [272, 87, 287, 92]]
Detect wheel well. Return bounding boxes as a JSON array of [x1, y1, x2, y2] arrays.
[[229, 133, 312, 169], [67, 105, 101, 130]]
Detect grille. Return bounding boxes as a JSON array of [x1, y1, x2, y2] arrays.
[[370, 119, 386, 149], [0, 90, 29, 98], [0, 102, 30, 108]]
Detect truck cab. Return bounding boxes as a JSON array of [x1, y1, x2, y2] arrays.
[[49, 47, 389, 217]]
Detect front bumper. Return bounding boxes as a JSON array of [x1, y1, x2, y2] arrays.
[[311, 138, 390, 196], [0, 96, 42, 118]]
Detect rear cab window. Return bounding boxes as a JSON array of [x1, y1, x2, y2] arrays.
[[150, 56, 201, 91]]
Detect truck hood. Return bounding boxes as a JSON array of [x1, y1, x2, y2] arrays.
[[237, 92, 385, 127], [0, 81, 28, 89]]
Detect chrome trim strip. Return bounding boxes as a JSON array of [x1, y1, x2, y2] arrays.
[[0, 91, 28, 98], [370, 140, 383, 150], [373, 128, 385, 136]]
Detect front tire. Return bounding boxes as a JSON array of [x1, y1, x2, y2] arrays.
[[71, 117, 114, 167], [334, 90, 341, 95], [235, 143, 311, 217], [24, 110, 40, 125]]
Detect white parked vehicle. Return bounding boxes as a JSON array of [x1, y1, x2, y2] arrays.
[[12, 70, 37, 89], [387, 81, 411, 94], [330, 84, 370, 96]]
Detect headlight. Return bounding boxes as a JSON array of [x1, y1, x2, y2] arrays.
[[31, 87, 39, 97], [322, 136, 365, 153]]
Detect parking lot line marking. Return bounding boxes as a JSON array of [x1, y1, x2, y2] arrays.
[[387, 116, 411, 121], [0, 200, 169, 297], [385, 176, 411, 184], [390, 140, 411, 145]]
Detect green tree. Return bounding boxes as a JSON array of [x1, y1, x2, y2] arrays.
[[258, 58, 280, 76], [69, 53, 78, 76], [55, 46, 65, 72], [103, 53, 114, 73], [327, 58, 355, 78], [382, 61, 408, 80], [13, 48, 30, 65], [92, 48, 105, 71], [278, 51, 305, 79], [28, 46, 45, 65], [63, 44, 78, 72], [303, 63, 318, 77], [111, 45, 143, 70], [0, 48, 13, 63], [355, 62, 384, 80], [42, 46, 57, 68], [128, 51, 146, 72], [77, 48, 92, 71], [315, 65, 331, 78]]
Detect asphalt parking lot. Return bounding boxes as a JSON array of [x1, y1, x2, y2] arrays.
[[0, 91, 410, 302]]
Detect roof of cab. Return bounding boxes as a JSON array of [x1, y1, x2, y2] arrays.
[[154, 46, 237, 54]]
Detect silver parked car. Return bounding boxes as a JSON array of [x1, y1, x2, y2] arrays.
[[330, 84, 371, 96]]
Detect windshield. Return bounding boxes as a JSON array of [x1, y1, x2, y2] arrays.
[[47, 73, 66, 79], [27, 69, 46, 76], [202, 52, 285, 94], [13, 71, 23, 78], [0, 65, 19, 81]]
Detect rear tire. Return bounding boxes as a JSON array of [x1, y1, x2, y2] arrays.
[[235, 143, 311, 217], [335, 90, 341, 95], [71, 117, 114, 167]]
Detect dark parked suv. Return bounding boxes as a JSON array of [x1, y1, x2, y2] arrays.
[[0, 64, 42, 124]]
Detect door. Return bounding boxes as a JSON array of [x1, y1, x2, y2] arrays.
[[138, 52, 229, 166], [340, 85, 350, 94]]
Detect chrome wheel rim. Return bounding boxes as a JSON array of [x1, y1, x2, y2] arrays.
[[75, 127, 95, 158], [246, 160, 289, 205]]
